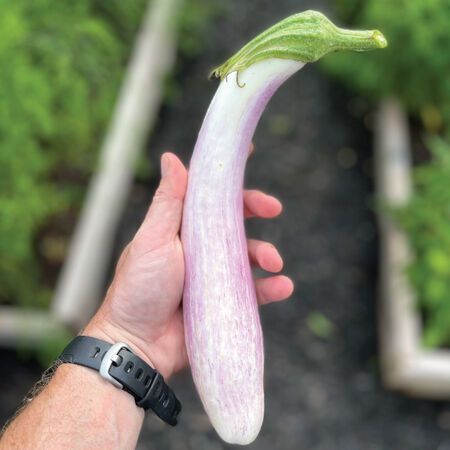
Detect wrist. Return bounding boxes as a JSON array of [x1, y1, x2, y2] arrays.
[[82, 318, 155, 369], [59, 335, 182, 426], [82, 315, 176, 380], [83, 300, 181, 380]]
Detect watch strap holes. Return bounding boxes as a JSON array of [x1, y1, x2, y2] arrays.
[[124, 361, 134, 374], [90, 347, 101, 358]]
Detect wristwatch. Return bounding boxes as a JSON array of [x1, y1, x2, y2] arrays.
[[58, 336, 181, 426]]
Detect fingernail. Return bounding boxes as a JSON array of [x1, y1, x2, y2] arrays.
[[161, 154, 171, 177]]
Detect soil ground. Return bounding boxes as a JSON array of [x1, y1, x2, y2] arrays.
[[1, 0, 450, 448]]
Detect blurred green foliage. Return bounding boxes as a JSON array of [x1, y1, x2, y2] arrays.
[[321, 0, 450, 132], [324, 0, 450, 348], [0, 0, 147, 308], [306, 311, 335, 340], [17, 324, 73, 368], [0, 0, 224, 316], [392, 137, 450, 348], [177, 0, 224, 58]]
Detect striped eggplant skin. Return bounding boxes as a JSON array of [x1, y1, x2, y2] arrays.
[[181, 11, 387, 444], [181, 58, 304, 445]]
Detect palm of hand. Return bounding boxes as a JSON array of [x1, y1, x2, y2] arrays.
[[103, 236, 187, 378]]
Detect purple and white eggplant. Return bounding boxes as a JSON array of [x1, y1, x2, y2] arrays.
[[181, 10, 386, 444]]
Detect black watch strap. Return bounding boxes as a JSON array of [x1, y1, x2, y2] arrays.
[[59, 336, 181, 426]]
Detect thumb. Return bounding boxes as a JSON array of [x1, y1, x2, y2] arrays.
[[135, 152, 188, 249]]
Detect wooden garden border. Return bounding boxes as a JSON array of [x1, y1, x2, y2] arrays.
[[0, 0, 181, 346], [376, 98, 450, 399]]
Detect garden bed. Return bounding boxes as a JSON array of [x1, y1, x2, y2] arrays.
[[0, 0, 180, 346], [2, 0, 450, 448], [0, 0, 148, 315], [376, 99, 450, 399]]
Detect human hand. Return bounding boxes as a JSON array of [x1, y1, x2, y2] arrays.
[[84, 147, 294, 379]]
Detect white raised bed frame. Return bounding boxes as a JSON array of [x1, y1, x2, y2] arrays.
[[376, 99, 450, 399]]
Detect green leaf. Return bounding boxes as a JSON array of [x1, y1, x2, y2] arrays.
[[307, 311, 335, 339]]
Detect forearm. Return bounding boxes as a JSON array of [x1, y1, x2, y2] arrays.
[[2, 364, 144, 450], [1, 325, 146, 450]]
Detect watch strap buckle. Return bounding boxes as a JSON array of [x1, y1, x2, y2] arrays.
[[99, 342, 132, 388]]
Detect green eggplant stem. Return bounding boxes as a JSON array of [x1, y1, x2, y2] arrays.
[[211, 10, 387, 81]]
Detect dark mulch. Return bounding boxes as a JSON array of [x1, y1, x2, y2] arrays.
[[1, 1, 449, 449]]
